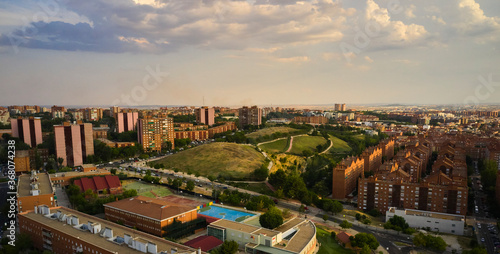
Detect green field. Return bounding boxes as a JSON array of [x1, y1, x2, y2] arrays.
[[328, 135, 352, 153], [259, 139, 288, 153], [316, 226, 354, 254], [153, 143, 265, 179], [289, 136, 327, 155], [246, 127, 298, 139], [122, 180, 172, 198]]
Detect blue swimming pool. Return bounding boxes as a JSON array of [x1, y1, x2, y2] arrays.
[[198, 206, 256, 222]]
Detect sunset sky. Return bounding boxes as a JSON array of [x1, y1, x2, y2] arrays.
[[0, 0, 499, 106]]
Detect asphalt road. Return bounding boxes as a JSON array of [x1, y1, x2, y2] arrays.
[[107, 159, 420, 254]]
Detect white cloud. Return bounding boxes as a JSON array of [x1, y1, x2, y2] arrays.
[[364, 56, 374, 63], [456, 0, 500, 35], [405, 4, 416, 19]]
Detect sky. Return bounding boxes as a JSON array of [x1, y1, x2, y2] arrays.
[[0, 0, 499, 107]]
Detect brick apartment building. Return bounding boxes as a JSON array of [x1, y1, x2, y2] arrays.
[[292, 116, 328, 125], [93, 125, 109, 139], [196, 107, 215, 126], [104, 196, 198, 237], [379, 138, 395, 160], [175, 130, 209, 141], [239, 106, 262, 128], [362, 146, 383, 173], [208, 122, 237, 138], [334, 104, 346, 111], [116, 112, 139, 133], [84, 108, 103, 121], [54, 122, 94, 167], [14, 148, 49, 173], [17, 171, 55, 213], [10, 117, 43, 147], [137, 117, 175, 152], [332, 156, 365, 199], [19, 206, 204, 254], [358, 141, 468, 215]]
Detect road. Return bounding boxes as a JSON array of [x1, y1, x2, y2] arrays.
[[470, 161, 498, 254], [106, 159, 418, 254]]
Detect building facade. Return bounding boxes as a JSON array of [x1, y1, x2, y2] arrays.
[[54, 122, 94, 167], [17, 171, 55, 213], [239, 106, 262, 128], [104, 196, 198, 237], [10, 117, 43, 147], [332, 157, 365, 199], [137, 117, 175, 152], [19, 206, 204, 254], [196, 107, 215, 126], [292, 116, 328, 125], [386, 207, 465, 235], [116, 112, 139, 133]]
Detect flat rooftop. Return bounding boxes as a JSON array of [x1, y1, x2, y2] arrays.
[[404, 209, 464, 221], [210, 219, 261, 234], [274, 217, 304, 233], [20, 207, 202, 254], [18, 173, 53, 197], [282, 221, 315, 253]]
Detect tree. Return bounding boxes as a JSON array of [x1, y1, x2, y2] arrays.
[[384, 215, 414, 234], [331, 200, 343, 214], [259, 207, 283, 229], [339, 220, 352, 229], [462, 247, 488, 254], [331, 231, 336, 239], [186, 180, 195, 191], [412, 233, 447, 252], [211, 240, 238, 254], [110, 168, 117, 175], [351, 233, 379, 250], [57, 157, 65, 169], [322, 214, 329, 222]]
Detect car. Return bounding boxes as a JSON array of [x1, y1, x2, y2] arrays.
[[481, 238, 485, 242]]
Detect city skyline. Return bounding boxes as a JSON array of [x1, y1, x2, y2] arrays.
[[0, 0, 499, 106]]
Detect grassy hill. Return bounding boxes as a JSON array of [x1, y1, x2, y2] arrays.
[[259, 139, 289, 153], [246, 127, 299, 139], [289, 136, 327, 155], [153, 142, 265, 179], [328, 135, 352, 153]]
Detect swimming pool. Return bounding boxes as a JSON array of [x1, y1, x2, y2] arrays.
[[198, 206, 256, 222]]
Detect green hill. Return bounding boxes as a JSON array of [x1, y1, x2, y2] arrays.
[[153, 142, 265, 179]]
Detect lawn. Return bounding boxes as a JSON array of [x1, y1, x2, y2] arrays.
[[152, 142, 266, 179], [246, 127, 299, 139], [259, 139, 289, 153], [289, 136, 327, 155], [328, 135, 352, 153], [122, 180, 172, 198], [316, 226, 355, 254]]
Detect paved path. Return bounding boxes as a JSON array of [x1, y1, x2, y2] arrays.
[[55, 186, 71, 208], [319, 138, 333, 155]]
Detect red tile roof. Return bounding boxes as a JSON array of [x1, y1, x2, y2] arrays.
[[80, 177, 97, 192], [104, 175, 121, 189], [74, 176, 121, 193], [184, 236, 223, 252], [93, 176, 109, 191], [337, 232, 352, 244]]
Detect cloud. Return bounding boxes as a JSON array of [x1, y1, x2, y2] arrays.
[[364, 56, 373, 63], [365, 0, 428, 45], [455, 0, 500, 36], [405, 4, 416, 19], [272, 56, 310, 63], [0, 0, 351, 53]]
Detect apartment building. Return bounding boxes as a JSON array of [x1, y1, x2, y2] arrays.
[[137, 117, 175, 152], [358, 142, 468, 216], [19, 206, 205, 254], [116, 112, 139, 133], [17, 171, 55, 213], [10, 117, 43, 147], [208, 122, 237, 138], [175, 130, 209, 141], [332, 157, 365, 199], [104, 196, 198, 237], [0, 109, 10, 124], [54, 122, 94, 166], [334, 103, 346, 111], [196, 107, 215, 126], [84, 108, 103, 121], [14, 148, 49, 173], [362, 146, 383, 173], [238, 106, 262, 128], [292, 116, 328, 125]]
